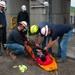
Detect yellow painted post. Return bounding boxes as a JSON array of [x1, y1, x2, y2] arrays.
[[10, 16, 17, 29]]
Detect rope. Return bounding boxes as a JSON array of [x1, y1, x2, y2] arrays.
[[55, 70, 58, 75], [50, 70, 58, 75], [50, 71, 54, 75]]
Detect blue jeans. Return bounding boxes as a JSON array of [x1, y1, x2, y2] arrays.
[[57, 29, 74, 60], [42, 35, 52, 53], [6, 43, 25, 55]]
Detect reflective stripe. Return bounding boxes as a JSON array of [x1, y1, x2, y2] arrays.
[[20, 22, 26, 27], [44, 26, 46, 35]]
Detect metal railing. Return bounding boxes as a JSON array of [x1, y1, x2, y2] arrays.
[[10, 16, 17, 29]]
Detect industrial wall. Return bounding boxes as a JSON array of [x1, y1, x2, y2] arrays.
[[52, 0, 70, 24], [30, 0, 46, 25], [30, 0, 71, 25]]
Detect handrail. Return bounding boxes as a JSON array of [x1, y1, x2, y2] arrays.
[[10, 16, 17, 29]]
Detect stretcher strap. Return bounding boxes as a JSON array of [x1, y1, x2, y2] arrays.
[[50, 70, 58, 75]]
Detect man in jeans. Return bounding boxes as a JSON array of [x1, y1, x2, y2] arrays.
[[0, 1, 7, 55], [6, 21, 28, 59], [41, 24, 75, 62]]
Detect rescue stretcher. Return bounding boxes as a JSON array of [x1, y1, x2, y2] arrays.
[[25, 40, 58, 71]]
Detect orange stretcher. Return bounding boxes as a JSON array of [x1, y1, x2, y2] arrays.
[[25, 41, 58, 71]]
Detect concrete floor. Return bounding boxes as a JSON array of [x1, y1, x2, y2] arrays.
[[0, 43, 75, 75]]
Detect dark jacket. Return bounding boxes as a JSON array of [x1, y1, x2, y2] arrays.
[[7, 27, 24, 45], [0, 11, 7, 28], [50, 24, 72, 41], [17, 11, 30, 26]]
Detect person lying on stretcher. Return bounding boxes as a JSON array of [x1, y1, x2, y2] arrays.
[[37, 49, 46, 62], [23, 38, 53, 65], [34, 48, 53, 65], [25, 41, 53, 65]]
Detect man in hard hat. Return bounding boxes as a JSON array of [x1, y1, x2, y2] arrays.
[[17, 5, 30, 36], [41, 24, 75, 62], [0, 1, 7, 55], [30, 21, 54, 54], [17, 5, 30, 28], [6, 21, 28, 59]]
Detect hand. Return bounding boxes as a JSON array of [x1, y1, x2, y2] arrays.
[[24, 41, 27, 45], [44, 47, 48, 51], [0, 24, 2, 28], [35, 43, 40, 47], [27, 38, 30, 41], [24, 44, 27, 47], [24, 41, 27, 47]]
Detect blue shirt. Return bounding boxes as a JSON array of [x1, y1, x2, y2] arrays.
[[50, 24, 72, 41], [37, 21, 54, 35], [37, 21, 54, 30]]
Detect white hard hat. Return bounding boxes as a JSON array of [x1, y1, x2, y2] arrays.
[[41, 25, 48, 36], [20, 21, 27, 28], [0, 1, 6, 8], [21, 5, 26, 10], [43, 1, 49, 6]]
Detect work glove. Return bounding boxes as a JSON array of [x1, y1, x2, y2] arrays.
[[0, 24, 2, 28]]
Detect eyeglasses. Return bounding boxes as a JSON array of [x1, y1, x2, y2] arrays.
[[22, 25, 25, 29]]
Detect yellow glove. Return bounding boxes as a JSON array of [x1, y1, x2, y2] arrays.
[[0, 24, 2, 28], [13, 65, 27, 73]]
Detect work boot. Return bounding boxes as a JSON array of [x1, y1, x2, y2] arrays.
[[9, 51, 17, 60], [6, 48, 11, 54], [56, 59, 66, 63]]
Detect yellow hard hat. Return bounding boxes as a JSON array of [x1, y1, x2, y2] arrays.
[[30, 24, 39, 34]]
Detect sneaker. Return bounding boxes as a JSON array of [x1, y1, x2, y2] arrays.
[[56, 59, 65, 63], [9, 51, 17, 60]]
